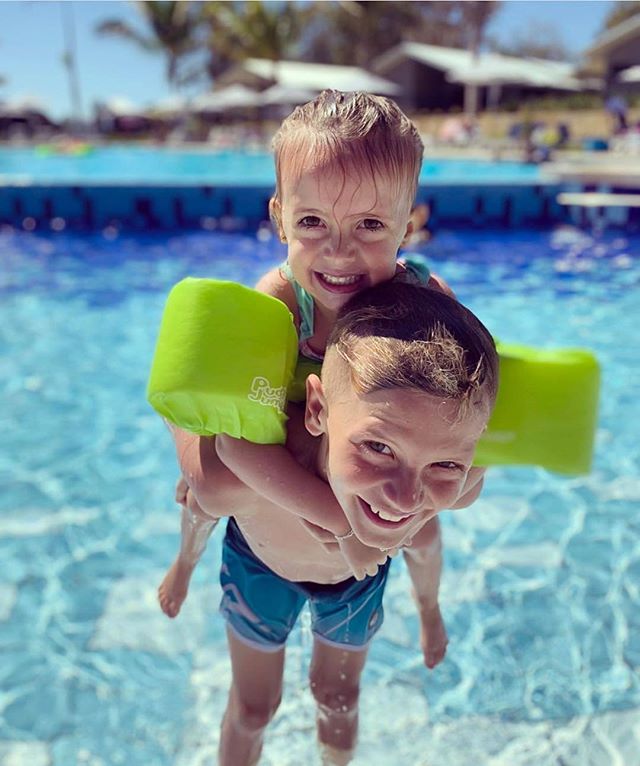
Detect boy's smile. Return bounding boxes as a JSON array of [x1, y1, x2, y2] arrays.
[[306, 372, 490, 551], [275, 164, 413, 314]]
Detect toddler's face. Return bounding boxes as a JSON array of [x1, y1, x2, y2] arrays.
[[276, 164, 413, 315], [307, 373, 490, 551]]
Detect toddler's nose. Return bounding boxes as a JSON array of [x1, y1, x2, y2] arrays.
[[324, 231, 355, 260]]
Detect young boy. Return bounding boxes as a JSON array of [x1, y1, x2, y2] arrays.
[[170, 281, 499, 766]]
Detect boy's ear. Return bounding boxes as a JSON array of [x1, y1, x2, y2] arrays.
[[305, 374, 327, 436], [269, 197, 286, 243]]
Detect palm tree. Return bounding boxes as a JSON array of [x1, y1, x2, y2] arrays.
[[603, 1, 640, 29], [201, 1, 308, 81], [307, 1, 425, 67], [60, 2, 83, 124], [95, 1, 201, 90], [456, 1, 500, 115], [301, 1, 501, 69]]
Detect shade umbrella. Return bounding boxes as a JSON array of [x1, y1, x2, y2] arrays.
[[191, 85, 262, 114], [618, 66, 640, 84], [258, 84, 317, 107]]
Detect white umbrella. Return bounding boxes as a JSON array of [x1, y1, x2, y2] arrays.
[[149, 95, 190, 116], [0, 95, 50, 116], [102, 97, 145, 117], [258, 84, 317, 106], [191, 85, 262, 114], [618, 66, 640, 84], [447, 62, 523, 87]]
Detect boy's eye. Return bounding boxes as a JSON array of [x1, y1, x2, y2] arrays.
[[434, 461, 463, 471], [299, 215, 322, 228], [365, 440, 393, 456], [360, 218, 384, 231]]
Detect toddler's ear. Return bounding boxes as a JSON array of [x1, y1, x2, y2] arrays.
[[305, 374, 327, 436], [269, 197, 286, 242], [400, 218, 415, 248]]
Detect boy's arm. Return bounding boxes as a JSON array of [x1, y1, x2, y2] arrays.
[[399, 467, 487, 667], [402, 517, 448, 668], [449, 466, 486, 509]]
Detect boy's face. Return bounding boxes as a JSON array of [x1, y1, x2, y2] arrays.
[[306, 368, 490, 551], [274, 163, 414, 315]]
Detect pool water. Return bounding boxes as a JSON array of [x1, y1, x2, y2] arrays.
[[0, 146, 541, 185], [1, 225, 639, 765]]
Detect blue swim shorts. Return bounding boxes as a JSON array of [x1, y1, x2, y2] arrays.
[[219, 518, 391, 653]]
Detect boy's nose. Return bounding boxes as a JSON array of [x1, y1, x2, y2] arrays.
[[382, 475, 427, 515]]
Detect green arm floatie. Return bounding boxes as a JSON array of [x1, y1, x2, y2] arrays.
[[475, 342, 600, 474], [147, 278, 600, 474], [147, 278, 298, 444]]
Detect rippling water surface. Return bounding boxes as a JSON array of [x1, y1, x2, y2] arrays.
[[1, 225, 639, 765]]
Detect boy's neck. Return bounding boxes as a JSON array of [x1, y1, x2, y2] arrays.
[[285, 404, 329, 484]]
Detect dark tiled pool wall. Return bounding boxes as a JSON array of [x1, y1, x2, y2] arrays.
[[415, 183, 566, 228], [1, 181, 636, 231], [0, 184, 274, 231]]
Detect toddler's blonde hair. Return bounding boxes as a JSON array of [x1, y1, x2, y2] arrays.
[[272, 90, 424, 209]]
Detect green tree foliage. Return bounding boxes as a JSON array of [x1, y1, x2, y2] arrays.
[[490, 21, 571, 62], [95, 1, 202, 89], [202, 1, 309, 78], [603, 1, 640, 30], [302, 1, 500, 66]]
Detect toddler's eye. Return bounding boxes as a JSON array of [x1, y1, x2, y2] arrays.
[[365, 440, 393, 456], [361, 218, 384, 231], [299, 215, 322, 228]]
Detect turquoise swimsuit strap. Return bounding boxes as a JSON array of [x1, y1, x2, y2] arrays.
[[280, 255, 430, 341], [401, 253, 431, 284], [280, 261, 315, 342]]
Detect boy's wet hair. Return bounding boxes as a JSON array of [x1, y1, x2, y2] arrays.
[[326, 281, 499, 408], [272, 89, 424, 207]]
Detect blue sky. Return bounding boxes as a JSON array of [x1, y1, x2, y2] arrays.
[[0, 0, 616, 120]]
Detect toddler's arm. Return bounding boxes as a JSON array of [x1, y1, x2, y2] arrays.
[[215, 434, 350, 535], [215, 434, 389, 580]]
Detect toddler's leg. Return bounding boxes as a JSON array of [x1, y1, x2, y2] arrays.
[[219, 626, 285, 766], [309, 639, 368, 765], [158, 480, 219, 618]]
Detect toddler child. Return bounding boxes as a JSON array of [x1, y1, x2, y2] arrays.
[[159, 90, 454, 617]]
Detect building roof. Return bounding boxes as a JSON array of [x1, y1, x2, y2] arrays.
[[618, 65, 640, 84], [586, 14, 640, 57], [373, 42, 582, 90], [220, 59, 399, 96]]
